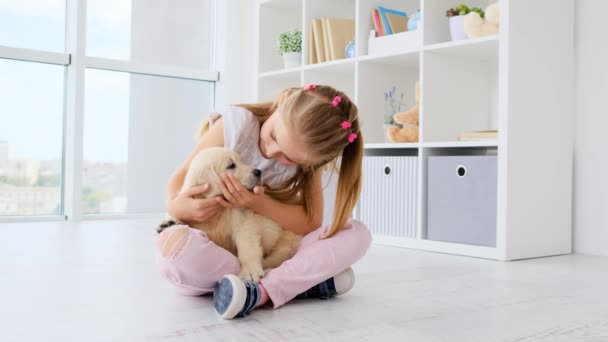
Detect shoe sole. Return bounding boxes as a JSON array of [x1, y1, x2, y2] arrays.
[[335, 267, 355, 296], [214, 274, 247, 320]]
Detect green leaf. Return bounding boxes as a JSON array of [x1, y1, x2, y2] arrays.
[[278, 29, 302, 55]]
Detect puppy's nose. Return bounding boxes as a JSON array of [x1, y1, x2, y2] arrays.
[[253, 169, 262, 178]]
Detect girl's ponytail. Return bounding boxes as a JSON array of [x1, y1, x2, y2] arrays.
[[324, 127, 363, 238]]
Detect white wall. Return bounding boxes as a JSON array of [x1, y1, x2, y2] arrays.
[[214, 0, 257, 108], [574, 0, 608, 256]]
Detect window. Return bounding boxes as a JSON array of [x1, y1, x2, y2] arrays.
[[83, 69, 214, 214], [82, 0, 217, 215], [0, 0, 218, 219], [0, 0, 66, 52], [0, 0, 67, 217]]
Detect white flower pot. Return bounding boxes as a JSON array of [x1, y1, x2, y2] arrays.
[[449, 16, 468, 41], [282, 52, 302, 68]]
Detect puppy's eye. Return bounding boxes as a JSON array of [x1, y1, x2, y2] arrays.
[[227, 162, 236, 170]]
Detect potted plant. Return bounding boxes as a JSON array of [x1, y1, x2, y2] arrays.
[[278, 29, 302, 68], [446, 4, 484, 41]]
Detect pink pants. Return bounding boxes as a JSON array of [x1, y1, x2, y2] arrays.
[[155, 219, 371, 308]]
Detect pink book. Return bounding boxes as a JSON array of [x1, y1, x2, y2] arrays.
[[372, 8, 384, 36]]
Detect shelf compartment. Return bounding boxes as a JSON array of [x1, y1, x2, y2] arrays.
[[420, 146, 499, 246], [304, 0, 356, 65], [357, 0, 422, 58], [302, 61, 355, 102], [358, 57, 420, 144], [360, 148, 418, 239], [423, 0, 495, 45], [422, 46, 498, 143], [259, 0, 303, 73], [426, 154, 498, 247]]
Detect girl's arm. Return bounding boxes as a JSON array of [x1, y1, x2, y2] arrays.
[[254, 171, 324, 235], [166, 117, 224, 224], [219, 171, 325, 235]]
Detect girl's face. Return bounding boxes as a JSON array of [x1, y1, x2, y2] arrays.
[[259, 110, 311, 167]]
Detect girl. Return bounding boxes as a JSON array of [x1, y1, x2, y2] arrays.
[[156, 84, 371, 319]]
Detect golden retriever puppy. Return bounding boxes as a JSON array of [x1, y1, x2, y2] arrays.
[[159, 147, 301, 282]]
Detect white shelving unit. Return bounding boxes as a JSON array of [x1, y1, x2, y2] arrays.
[[255, 0, 574, 261]]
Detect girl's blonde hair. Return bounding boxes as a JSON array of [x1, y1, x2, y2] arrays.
[[198, 85, 363, 238]]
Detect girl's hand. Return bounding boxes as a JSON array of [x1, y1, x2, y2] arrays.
[[217, 173, 266, 209], [167, 184, 223, 224]]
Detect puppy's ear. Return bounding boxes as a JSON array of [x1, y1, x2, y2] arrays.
[[209, 164, 220, 181]]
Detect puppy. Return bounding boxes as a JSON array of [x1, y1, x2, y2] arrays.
[[158, 147, 301, 282]]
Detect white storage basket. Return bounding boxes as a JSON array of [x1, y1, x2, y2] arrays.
[[358, 156, 418, 238]]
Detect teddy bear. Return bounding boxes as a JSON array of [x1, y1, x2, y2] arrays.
[[463, 2, 500, 38], [386, 81, 419, 143]]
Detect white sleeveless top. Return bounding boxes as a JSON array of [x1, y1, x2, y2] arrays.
[[208, 106, 297, 188]]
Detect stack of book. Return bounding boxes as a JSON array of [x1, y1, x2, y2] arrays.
[[371, 6, 409, 37], [309, 17, 355, 64]]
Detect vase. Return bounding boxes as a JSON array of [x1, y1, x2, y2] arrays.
[[344, 39, 356, 58], [282, 52, 302, 68], [408, 11, 421, 31], [449, 16, 468, 41], [384, 123, 394, 143]]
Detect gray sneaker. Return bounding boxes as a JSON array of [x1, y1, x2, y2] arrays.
[[213, 275, 260, 319], [296, 267, 356, 299]]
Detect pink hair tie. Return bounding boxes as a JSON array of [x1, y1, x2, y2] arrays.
[[331, 96, 341, 107], [348, 133, 358, 143], [340, 121, 352, 129], [303, 84, 317, 91]]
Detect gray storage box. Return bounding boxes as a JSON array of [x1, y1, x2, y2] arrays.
[[359, 156, 418, 238], [427, 155, 497, 247]]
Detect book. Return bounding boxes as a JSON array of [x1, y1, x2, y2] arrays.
[[322, 18, 332, 61], [311, 18, 326, 63], [458, 130, 498, 141], [377, 6, 407, 35], [372, 9, 384, 37], [325, 18, 355, 61], [309, 20, 317, 64], [386, 12, 408, 34]]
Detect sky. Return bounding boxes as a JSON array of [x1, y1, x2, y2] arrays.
[[0, 0, 131, 162]]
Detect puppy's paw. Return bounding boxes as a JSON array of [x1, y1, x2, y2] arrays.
[[155, 219, 185, 234], [239, 263, 264, 283]]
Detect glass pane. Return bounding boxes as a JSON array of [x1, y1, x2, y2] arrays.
[[0, 0, 65, 52], [83, 69, 214, 214], [0, 59, 65, 216], [86, 0, 215, 70]]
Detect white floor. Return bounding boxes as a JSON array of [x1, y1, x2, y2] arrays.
[[1, 219, 607, 342]]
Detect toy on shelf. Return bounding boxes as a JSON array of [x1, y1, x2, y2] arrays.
[[386, 81, 419, 143], [464, 2, 500, 38]]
